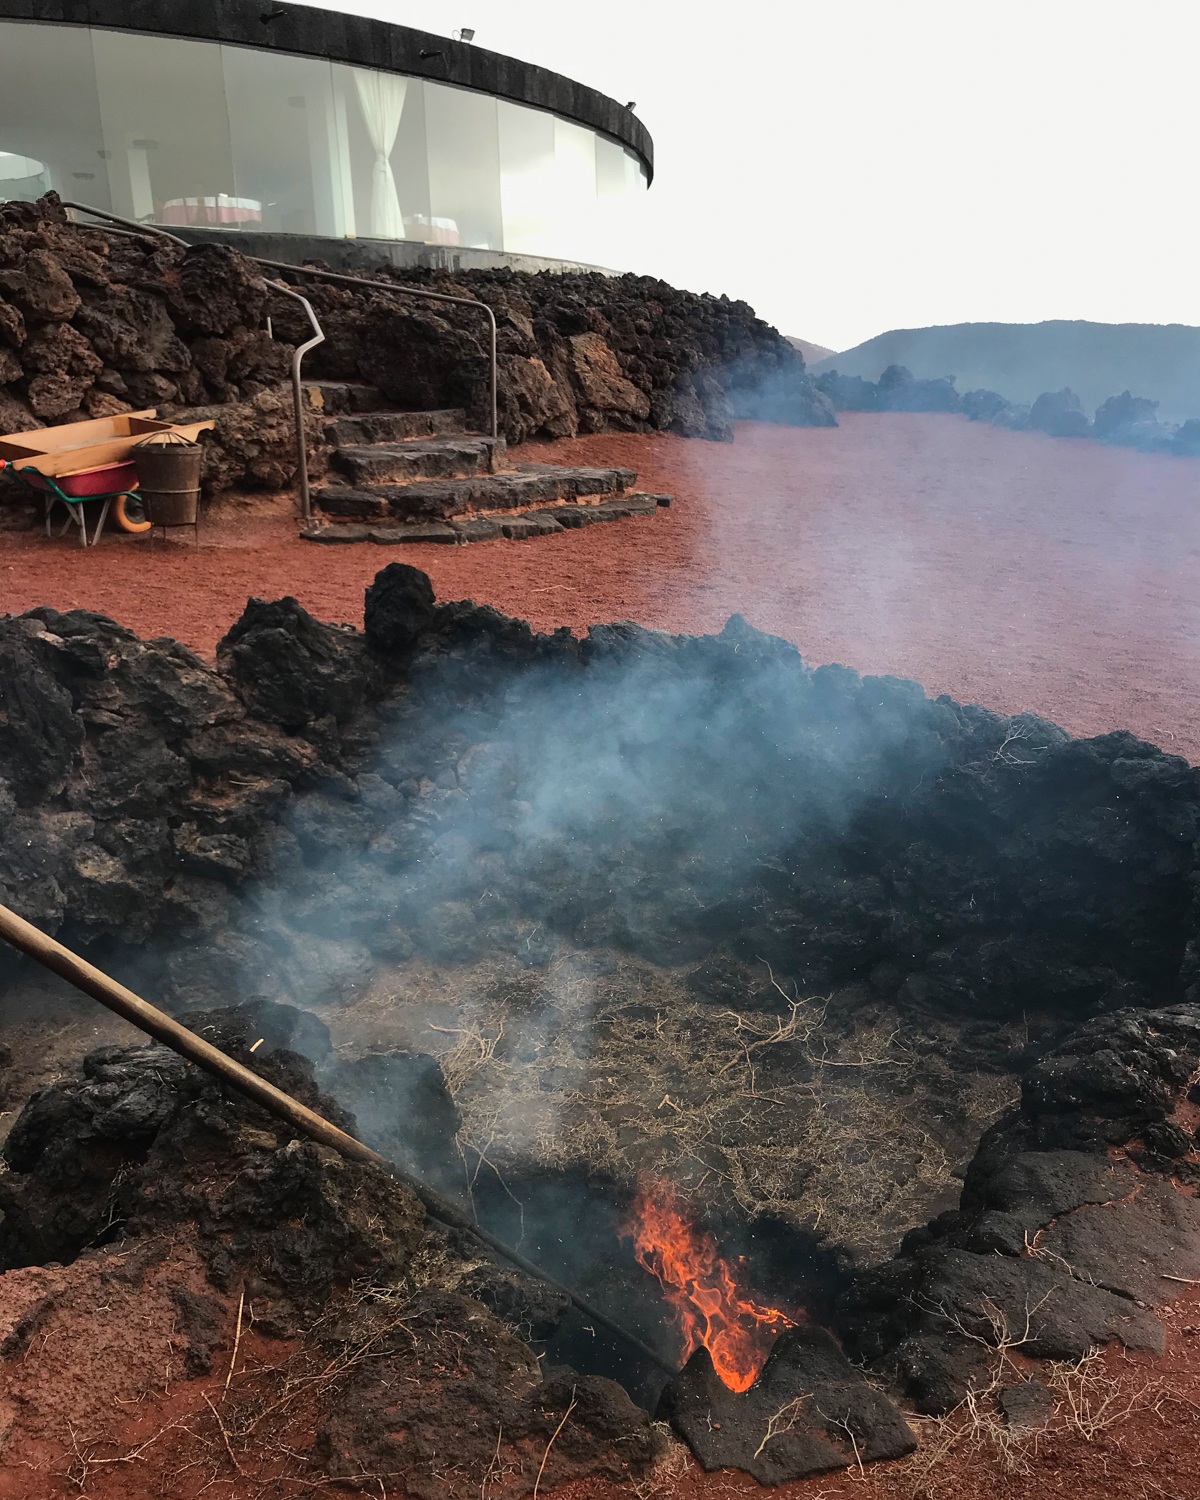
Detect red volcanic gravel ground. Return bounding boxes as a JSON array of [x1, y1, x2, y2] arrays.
[[3, 412, 1200, 759]]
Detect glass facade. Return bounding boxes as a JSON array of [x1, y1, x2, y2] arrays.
[[0, 19, 647, 266]]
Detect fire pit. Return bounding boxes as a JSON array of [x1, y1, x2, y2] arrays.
[[1, 566, 1197, 1492]]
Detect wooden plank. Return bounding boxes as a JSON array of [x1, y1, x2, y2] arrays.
[[0, 410, 158, 462], [10, 436, 165, 478], [3, 414, 215, 476]]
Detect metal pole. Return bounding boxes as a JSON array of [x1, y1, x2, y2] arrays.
[[0, 901, 676, 1378], [487, 303, 498, 440], [268, 282, 325, 522]]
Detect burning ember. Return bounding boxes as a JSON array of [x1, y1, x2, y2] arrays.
[[623, 1179, 795, 1392]]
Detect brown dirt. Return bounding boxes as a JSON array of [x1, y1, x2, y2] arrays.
[[4, 415, 1200, 758]]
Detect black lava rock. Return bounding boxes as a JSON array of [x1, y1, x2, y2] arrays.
[[838, 1003, 1200, 1411], [658, 1327, 915, 1483], [364, 563, 437, 652], [1029, 388, 1092, 438], [217, 595, 372, 732]]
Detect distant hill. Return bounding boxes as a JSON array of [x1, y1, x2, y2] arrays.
[[812, 321, 1200, 423], [787, 336, 837, 366]]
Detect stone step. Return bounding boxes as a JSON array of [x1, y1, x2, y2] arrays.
[[331, 435, 507, 486], [300, 380, 387, 414], [301, 492, 671, 545], [315, 463, 637, 521], [324, 409, 467, 445]]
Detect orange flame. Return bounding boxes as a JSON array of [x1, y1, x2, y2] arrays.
[[622, 1178, 795, 1392]]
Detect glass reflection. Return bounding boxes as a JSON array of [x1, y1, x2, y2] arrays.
[[0, 21, 111, 210], [499, 99, 556, 256], [424, 81, 503, 250], [222, 45, 340, 237], [92, 30, 235, 225], [0, 20, 645, 265], [552, 119, 599, 264]]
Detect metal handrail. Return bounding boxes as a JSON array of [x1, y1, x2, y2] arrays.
[[62, 202, 326, 518], [59, 202, 500, 518], [251, 258, 499, 447]]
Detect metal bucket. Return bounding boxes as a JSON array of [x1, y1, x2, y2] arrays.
[[134, 440, 202, 527]]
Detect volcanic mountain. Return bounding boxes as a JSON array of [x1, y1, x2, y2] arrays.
[[812, 319, 1200, 421]]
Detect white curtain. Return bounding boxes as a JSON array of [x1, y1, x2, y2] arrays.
[[352, 70, 408, 239]]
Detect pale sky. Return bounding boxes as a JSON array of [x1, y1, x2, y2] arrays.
[[302, 0, 1200, 352]]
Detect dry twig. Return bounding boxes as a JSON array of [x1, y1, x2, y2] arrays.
[[532, 1389, 577, 1499]]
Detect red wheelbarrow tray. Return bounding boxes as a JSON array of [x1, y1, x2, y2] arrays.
[[21, 460, 141, 497]]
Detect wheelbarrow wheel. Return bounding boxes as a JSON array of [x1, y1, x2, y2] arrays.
[[112, 492, 151, 534]]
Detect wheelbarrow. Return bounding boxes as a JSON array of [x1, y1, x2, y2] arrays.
[[0, 458, 150, 546], [0, 408, 214, 546]]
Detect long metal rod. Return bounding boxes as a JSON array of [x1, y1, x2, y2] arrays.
[[61, 201, 191, 248], [0, 900, 675, 1377]]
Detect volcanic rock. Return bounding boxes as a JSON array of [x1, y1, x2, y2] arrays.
[[22, 321, 102, 419], [658, 1328, 915, 1483], [961, 387, 1031, 428], [1171, 418, 1200, 455], [816, 364, 960, 414], [569, 331, 653, 421], [169, 242, 269, 337], [999, 1379, 1054, 1430], [0, 247, 80, 322], [876, 363, 960, 412], [1029, 387, 1092, 438], [0, 605, 328, 941], [202, 385, 320, 492], [364, 561, 438, 651], [838, 1003, 1200, 1411], [1091, 389, 1169, 450], [216, 595, 373, 734]]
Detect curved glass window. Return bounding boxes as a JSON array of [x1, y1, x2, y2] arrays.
[[0, 19, 648, 268]]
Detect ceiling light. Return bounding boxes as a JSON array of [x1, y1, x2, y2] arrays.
[[454, 27, 476, 41]]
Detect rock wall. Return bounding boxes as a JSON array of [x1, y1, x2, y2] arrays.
[[272, 261, 836, 444], [2, 568, 1198, 1042], [0, 195, 833, 506]]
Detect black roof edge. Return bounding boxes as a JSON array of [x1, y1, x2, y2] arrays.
[[0, 0, 653, 182]]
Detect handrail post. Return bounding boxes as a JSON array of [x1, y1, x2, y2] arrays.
[[486, 303, 498, 440], [268, 282, 325, 521]]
